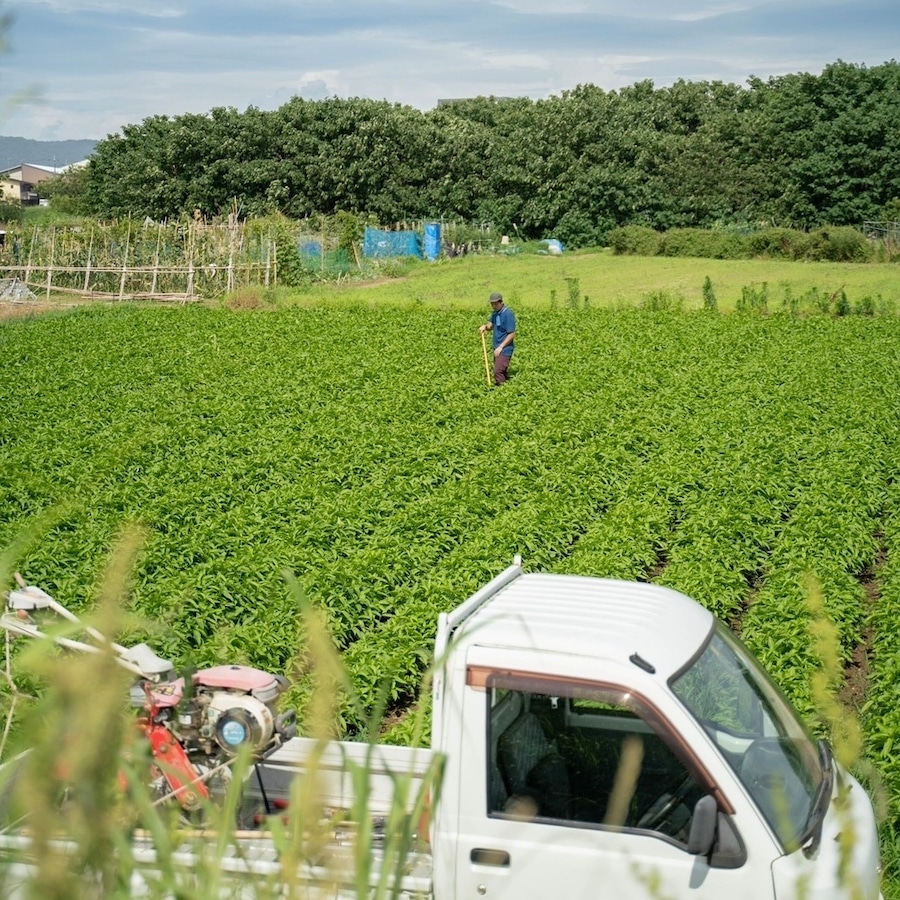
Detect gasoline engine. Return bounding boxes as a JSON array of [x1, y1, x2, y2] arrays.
[[2, 576, 297, 812], [131, 656, 298, 771]]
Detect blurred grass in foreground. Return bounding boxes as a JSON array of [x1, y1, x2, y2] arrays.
[[0, 530, 441, 899]]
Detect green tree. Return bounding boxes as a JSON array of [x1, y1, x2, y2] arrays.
[[80, 61, 900, 245], [36, 164, 89, 214], [746, 61, 900, 227]]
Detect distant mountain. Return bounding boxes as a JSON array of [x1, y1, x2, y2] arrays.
[[0, 136, 98, 171]]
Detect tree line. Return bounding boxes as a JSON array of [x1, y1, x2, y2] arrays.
[[45, 60, 900, 249]]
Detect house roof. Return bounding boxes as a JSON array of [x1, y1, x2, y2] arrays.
[[0, 161, 87, 180]]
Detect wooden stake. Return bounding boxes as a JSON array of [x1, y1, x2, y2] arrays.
[[24, 227, 36, 288], [83, 227, 94, 293], [45, 227, 55, 301], [480, 330, 493, 386], [151, 223, 162, 297], [186, 223, 195, 299], [118, 220, 131, 300]]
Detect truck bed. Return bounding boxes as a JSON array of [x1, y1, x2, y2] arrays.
[[243, 736, 438, 824], [0, 738, 439, 898]]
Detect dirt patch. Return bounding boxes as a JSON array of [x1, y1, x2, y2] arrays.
[[0, 301, 59, 320], [223, 287, 267, 311], [839, 546, 884, 711], [351, 277, 400, 289], [838, 543, 885, 711], [726, 568, 766, 637], [839, 629, 872, 711], [643, 551, 668, 583]]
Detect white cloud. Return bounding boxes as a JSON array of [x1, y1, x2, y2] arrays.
[[670, 4, 750, 22], [488, 0, 595, 12], [478, 52, 553, 72], [491, 0, 756, 17], [25, 0, 183, 17], [2, 0, 897, 139]]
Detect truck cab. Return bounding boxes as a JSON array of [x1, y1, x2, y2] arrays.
[[430, 563, 881, 900]]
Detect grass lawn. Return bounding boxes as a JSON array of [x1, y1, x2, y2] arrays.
[[9, 246, 897, 316], [294, 250, 899, 313]]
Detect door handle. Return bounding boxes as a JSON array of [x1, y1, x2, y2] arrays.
[[470, 848, 510, 867]]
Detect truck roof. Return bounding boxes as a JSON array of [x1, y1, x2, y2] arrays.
[[456, 572, 715, 681]]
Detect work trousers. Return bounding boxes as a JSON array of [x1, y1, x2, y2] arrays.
[[494, 353, 512, 384]]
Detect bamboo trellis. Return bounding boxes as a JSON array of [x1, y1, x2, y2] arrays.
[[0, 220, 278, 302]]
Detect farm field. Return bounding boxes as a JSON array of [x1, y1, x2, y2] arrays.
[[2, 298, 900, 892]]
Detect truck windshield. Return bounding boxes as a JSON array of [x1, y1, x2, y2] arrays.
[[670, 623, 824, 851]]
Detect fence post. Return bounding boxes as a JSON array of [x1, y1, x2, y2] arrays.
[[227, 228, 235, 294], [151, 223, 162, 297], [25, 226, 36, 289], [118, 220, 131, 300], [83, 227, 94, 293], [186, 223, 195, 299], [45, 227, 55, 301]]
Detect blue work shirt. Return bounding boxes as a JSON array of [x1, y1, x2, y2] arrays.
[[490, 305, 516, 356]]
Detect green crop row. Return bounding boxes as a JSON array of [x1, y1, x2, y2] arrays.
[[2, 306, 900, 876]]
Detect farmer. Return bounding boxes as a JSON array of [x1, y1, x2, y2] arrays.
[[479, 292, 516, 384]]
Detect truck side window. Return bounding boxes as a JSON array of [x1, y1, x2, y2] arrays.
[[488, 683, 704, 846]]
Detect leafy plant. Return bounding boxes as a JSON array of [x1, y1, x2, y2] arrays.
[[2, 302, 900, 891], [701, 276, 717, 311]]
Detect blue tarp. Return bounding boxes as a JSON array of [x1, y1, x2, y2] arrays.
[[363, 228, 422, 259], [424, 223, 441, 261]]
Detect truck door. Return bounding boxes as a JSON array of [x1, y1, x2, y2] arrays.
[[453, 669, 776, 900]]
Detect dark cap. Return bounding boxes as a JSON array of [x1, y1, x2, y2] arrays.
[[489, 292, 503, 304]]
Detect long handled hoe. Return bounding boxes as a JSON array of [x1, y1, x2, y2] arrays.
[[480, 331, 493, 386]]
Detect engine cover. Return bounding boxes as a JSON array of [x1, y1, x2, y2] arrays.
[[206, 693, 275, 755]]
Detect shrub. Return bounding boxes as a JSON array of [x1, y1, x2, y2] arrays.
[[779, 284, 797, 316], [702, 276, 717, 311], [0, 201, 24, 225], [804, 286, 831, 314], [834, 289, 851, 317], [607, 226, 663, 256], [275, 237, 312, 287], [807, 227, 872, 263], [608, 224, 877, 264], [736, 282, 769, 314], [639, 289, 683, 311], [746, 228, 812, 260], [660, 228, 747, 260]]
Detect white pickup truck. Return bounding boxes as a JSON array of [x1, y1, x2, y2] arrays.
[[243, 559, 881, 899], [1, 560, 883, 899]]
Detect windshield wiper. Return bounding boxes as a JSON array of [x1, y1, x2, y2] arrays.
[[800, 740, 833, 856]]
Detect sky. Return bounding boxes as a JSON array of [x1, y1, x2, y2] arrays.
[[0, 0, 897, 142]]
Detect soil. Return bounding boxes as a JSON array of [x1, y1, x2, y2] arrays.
[[839, 550, 883, 711], [0, 301, 59, 319], [839, 632, 872, 711]]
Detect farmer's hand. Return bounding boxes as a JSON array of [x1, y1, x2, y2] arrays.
[[494, 347, 502, 358], [479, 324, 488, 334]]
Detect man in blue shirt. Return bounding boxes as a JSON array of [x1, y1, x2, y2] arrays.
[[479, 292, 516, 384]]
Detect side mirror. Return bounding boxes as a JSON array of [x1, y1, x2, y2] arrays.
[[687, 794, 718, 856]]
